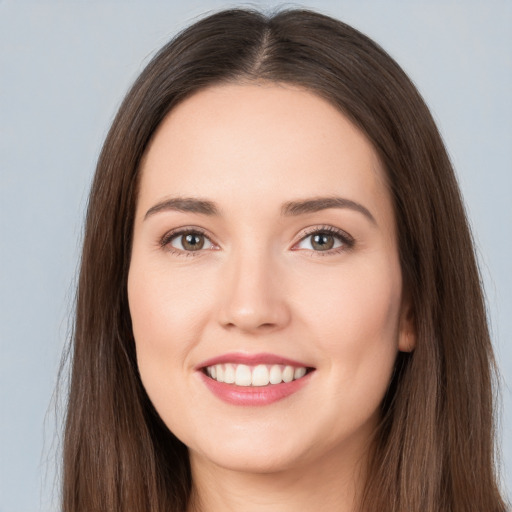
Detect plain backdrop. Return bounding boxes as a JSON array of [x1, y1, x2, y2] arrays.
[[1, 1, 511, 510]]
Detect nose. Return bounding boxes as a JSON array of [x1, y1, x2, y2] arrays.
[[217, 247, 291, 334]]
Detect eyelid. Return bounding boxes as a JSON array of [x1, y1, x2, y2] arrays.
[[159, 226, 218, 256], [159, 224, 355, 257], [292, 225, 355, 255]]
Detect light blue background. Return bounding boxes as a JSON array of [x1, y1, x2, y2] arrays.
[[1, 1, 510, 510]]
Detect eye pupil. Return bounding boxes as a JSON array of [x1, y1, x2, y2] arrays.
[[312, 233, 334, 250], [183, 233, 204, 251]]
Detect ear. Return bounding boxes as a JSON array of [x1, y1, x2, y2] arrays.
[[398, 296, 416, 353]]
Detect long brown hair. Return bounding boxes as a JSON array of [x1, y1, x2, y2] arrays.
[[62, 8, 507, 511]]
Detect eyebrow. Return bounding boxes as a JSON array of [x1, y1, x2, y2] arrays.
[[144, 196, 376, 224], [281, 197, 376, 224], [145, 197, 219, 218]]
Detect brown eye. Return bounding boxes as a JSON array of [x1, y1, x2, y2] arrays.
[[311, 233, 335, 251], [182, 233, 204, 250], [167, 231, 214, 252], [295, 227, 353, 254]]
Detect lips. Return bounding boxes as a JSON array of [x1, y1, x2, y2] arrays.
[[204, 363, 308, 386], [196, 352, 315, 406], [197, 352, 312, 368]]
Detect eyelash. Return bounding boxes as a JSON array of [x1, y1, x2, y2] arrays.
[[297, 225, 355, 256], [159, 225, 355, 258], [159, 227, 213, 258]]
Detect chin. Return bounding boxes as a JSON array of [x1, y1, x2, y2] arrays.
[[194, 443, 302, 474], [185, 424, 309, 474]]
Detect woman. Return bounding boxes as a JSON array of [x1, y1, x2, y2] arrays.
[[62, 8, 508, 512]]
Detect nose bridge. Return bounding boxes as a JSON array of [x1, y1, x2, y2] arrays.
[[217, 240, 290, 333]]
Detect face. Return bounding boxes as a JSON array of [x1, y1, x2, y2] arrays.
[[128, 82, 414, 475]]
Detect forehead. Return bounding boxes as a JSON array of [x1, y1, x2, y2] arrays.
[[137, 82, 392, 224]]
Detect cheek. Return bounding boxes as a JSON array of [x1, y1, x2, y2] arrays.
[[128, 260, 213, 351], [296, 256, 402, 385], [290, 258, 402, 440], [126, 259, 215, 409], [127, 261, 217, 439]]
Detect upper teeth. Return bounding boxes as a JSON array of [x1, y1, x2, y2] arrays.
[[205, 364, 307, 387]]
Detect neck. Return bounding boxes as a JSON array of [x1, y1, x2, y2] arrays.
[[187, 441, 370, 512]]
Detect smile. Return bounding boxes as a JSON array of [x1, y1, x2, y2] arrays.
[[197, 353, 315, 406], [204, 363, 309, 386]]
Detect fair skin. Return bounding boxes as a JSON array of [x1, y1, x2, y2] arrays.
[[128, 82, 414, 512]]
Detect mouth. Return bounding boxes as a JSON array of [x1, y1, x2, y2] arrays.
[[196, 353, 315, 405], [202, 363, 314, 387]]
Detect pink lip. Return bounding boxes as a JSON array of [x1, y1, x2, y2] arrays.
[[195, 352, 312, 370], [195, 352, 315, 406], [198, 370, 314, 406]]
